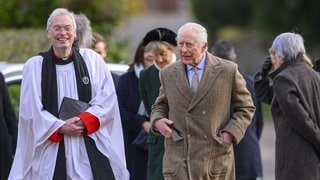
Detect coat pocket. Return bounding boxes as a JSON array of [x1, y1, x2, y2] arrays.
[[208, 136, 233, 178]]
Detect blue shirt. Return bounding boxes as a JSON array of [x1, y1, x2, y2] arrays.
[[187, 53, 206, 87]]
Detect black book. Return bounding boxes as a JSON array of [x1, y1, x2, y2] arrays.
[[59, 97, 90, 120]]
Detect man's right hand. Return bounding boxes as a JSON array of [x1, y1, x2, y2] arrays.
[[260, 56, 272, 78], [154, 118, 173, 138]]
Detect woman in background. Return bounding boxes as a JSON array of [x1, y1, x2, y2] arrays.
[[254, 32, 320, 179], [139, 27, 177, 180], [116, 41, 155, 180]]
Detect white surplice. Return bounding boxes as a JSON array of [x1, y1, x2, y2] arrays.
[[8, 48, 129, 180]]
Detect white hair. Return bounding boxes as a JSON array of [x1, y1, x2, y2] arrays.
[[177, 22, 208, 47], [74, 13, 93, 48], [46, 8, 76, 31], [271, 32, 305, 61]]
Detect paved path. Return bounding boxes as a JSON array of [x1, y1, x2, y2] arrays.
[[260, 120, 276, 180]]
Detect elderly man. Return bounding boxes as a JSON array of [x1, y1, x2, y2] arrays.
[[150, 22, 255, 179], [9, 8, 128, 180]]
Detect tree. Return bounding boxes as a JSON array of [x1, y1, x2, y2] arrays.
[[0, 0, 144, 63], [191, 0, 320, 49], [190, 0, 252, 45], [249, 0, 320, 48]]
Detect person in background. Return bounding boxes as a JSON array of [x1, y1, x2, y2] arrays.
[[150, 22, 255, 179], [116, 40, 155, 180], [0, 72, 17, 180], [211, 40, 263, 180], [73, 13, 93, 48], [254, 32, 320, 179], [139, 27, 177, 180], [72, 13, 119, 86], [91, 32, 107, 58], [91, 32, 120, 85], [8, 8, 128, 180]]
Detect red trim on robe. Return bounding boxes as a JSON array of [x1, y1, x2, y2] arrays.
[[49, 130, 64, 143], [78, 112, 100, 135], [48, 112, 99, 142]]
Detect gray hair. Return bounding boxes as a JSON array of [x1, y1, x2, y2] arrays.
[[271, 32, 305, 61], [177, 22, 208, 47], [46, 8, 76, 31], [210, 40, 235, 60], [73, 13, 93, 48]]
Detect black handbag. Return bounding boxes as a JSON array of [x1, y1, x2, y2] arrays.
[[132, 129, 148, 151]]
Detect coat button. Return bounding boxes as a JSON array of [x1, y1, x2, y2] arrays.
[[202, 110, 206, 114], [186, 156, 191, 161], [202, 156, 208, 162], [187, 134, 191, 138]]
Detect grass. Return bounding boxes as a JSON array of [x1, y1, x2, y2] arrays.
[[262, 103, 272, 121]]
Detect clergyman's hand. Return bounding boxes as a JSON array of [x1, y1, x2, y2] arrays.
[[59, 117, 85, 136]]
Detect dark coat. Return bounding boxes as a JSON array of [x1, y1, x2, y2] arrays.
[[116, 71, 148, 180], [111, 72, 119, 87], [140, 65, 164, 180], [0, 72, 17, 180], [254, 72, 273, 104], [256, 57, 320, 180], [234, 72, 263, 179], [151, 53, 255, 179]]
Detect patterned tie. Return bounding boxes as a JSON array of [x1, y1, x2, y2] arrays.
[[191, 66, 199, 92]]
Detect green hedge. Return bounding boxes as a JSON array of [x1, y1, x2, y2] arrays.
[[0, 28, 128, 64]]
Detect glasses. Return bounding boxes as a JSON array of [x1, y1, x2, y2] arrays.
[[51, 25, 74, 33]]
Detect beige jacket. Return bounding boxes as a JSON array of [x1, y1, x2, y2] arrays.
[[151, 52, 255, 180]]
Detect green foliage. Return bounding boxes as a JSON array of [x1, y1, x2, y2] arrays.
[[0, 29, 129, 64], [106, 38, 129, 63], [60, 0, 131, 35], [0, 0, 60, 28], [7, 84, 21, 116], [190, 0, 252, 45], [249, 0, 320, 48], [0, 28, 50, 62], [0, 0, 142, 35], [0, 0, 145, 63], [191, 0, 320, 49], [262, 103, 272, 121]]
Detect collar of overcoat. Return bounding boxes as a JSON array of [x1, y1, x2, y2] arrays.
[[170, 52, 223, 111]]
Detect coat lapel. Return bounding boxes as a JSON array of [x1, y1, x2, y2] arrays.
[[188, 53, 223, 111], [171, 61, 194, 102]]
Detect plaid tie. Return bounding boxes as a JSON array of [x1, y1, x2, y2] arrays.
[[191, 67, 199, 92]]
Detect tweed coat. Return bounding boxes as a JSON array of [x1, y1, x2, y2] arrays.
[[268, 57, 320, 179], [151, 52, 255, 180]]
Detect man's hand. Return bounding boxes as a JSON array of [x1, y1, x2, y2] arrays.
[[154, 118, 173, 138], [222, 131, 234, 143], [59, 117, 85, 136]]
